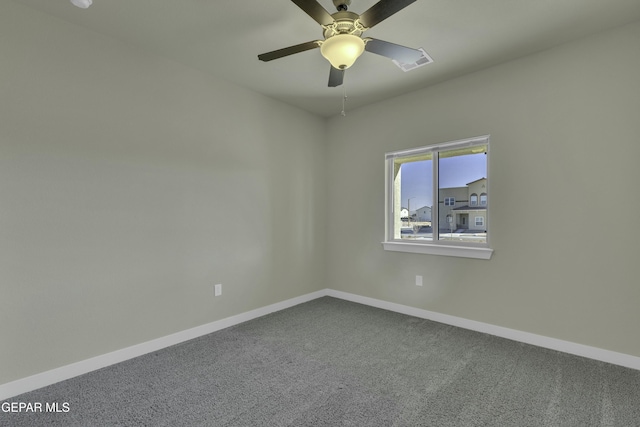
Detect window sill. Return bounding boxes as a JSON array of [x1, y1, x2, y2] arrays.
[[382, 241, 493, 259]]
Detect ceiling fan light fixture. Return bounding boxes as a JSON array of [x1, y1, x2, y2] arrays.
[[320, 34, 365, 70], [70, 0, 92, 8]]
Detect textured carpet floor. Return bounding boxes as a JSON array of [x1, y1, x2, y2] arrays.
[[2, 297, 640, 426]]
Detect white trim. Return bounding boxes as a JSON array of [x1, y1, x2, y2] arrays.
[[0, 290, 326, 401], [382, 241, 493, 259], [325, 289, 640, 371], [385, 135, 490, 159], [3, 288, 639, 400]]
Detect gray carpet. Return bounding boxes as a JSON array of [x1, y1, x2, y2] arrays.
[[2, 297, 640, 426]]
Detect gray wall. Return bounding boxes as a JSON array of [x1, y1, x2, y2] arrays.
[[0, 2, 326, 384], [326, 20, 640, 358]]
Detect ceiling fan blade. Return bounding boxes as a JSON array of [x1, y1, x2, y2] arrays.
[[365, 38, 422, 63], [291, 0, 335, 26], [328, 66, 344, 87], [358, 0, 417, 29], [258, 41, 321, 62]]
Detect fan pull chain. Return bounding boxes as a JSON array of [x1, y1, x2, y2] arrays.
[[341, 80, 348, 117]]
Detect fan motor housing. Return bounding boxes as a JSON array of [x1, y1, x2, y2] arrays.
[[323, 11, 364, 39], [332, 0, 351, 11]]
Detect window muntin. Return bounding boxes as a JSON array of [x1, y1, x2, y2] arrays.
[[385, 136, 489, 251]]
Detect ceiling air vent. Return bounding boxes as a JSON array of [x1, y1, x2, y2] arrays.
[[392, 48, 433, 72]]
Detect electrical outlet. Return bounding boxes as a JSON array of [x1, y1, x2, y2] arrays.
[[214, 284, 222, 297], [415, 275, 423, 286]]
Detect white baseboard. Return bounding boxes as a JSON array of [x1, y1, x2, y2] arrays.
[[0, 290, 325, 401], [3, 288, 639, 401], [326, 289, 640, 371]]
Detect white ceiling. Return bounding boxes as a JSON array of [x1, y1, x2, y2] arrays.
[[14, 0, 640, 117]]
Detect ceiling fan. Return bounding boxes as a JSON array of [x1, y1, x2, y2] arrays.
[[258, 0, 424, 87]]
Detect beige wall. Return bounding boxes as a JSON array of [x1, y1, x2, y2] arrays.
[[0, 2, 326, 384], [438, 187, 469, 229], [467, 179, 487, 206], [326, 20, 640, 357]]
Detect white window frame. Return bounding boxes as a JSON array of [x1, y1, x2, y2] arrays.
[[383, 135, 493, 260], [475, 216, 484, 227], [444, 197, 455, 206]]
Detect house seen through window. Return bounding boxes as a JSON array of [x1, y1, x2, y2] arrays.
[[385, 136, 490, 252]]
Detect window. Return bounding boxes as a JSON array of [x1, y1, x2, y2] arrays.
[[383, 135, 492, 259]]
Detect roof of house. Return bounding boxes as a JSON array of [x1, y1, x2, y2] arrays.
[[466, 177, 487, 186], [452, 205, 487, 211]]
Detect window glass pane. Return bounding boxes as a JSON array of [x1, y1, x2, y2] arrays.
[[438, 145, 487, 243], [393, 155, 433, 240]]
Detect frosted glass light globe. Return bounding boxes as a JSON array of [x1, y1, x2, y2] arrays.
[[320, 34, 365, 70]]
